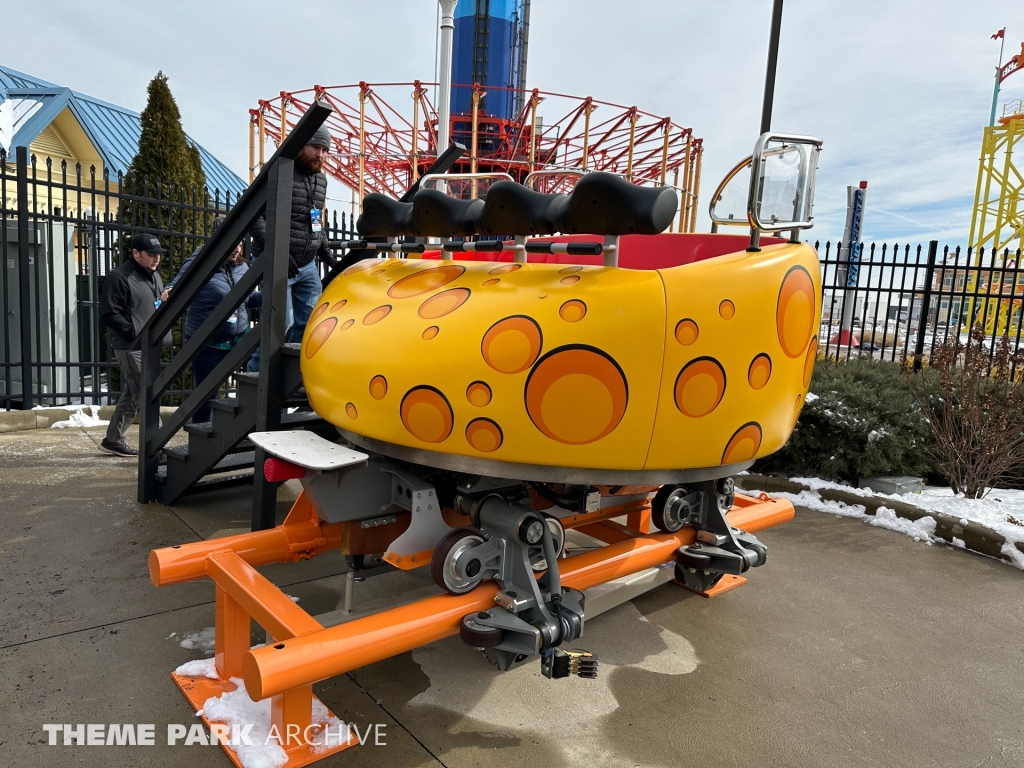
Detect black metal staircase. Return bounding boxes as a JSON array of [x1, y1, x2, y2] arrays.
[[135, 102, 335, 530], [155, 345, 335, 503]]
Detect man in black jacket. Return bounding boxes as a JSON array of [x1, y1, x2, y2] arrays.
[[249, 124, 333, 349], [98, 233, 172, 456]]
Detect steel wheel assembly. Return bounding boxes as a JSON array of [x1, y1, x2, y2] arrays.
[[431, 528, 488, 595]]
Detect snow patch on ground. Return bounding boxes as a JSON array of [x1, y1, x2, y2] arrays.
[[174, 657, 219, 679], [789, 476, 1024, 546], [45, 405, 109, 429], [770, 491, 938, 546], [180, 627, 216, 655]]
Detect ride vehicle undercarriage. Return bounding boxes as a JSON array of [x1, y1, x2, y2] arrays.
[[149, 131, 822, 766]]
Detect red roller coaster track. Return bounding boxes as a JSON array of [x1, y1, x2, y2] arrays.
[[249, 81, 704, 232]]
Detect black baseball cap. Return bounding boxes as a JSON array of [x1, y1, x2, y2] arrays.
[[131, 233, 167, 255]]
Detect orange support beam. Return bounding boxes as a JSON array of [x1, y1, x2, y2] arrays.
[[206, 551, 323, 641], [242, 495, 794, 699], [215, 586, 250, 679]]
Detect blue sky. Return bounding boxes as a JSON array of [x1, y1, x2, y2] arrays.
[[3, 0, 1023, 247]]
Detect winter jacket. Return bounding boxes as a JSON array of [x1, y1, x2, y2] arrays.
[[166, 250, 262, 346], [249, 162, 331, 278], [100, 257, 172, 349]]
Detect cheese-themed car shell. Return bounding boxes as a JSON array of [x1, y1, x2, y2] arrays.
[[302, 241, 820, 478]]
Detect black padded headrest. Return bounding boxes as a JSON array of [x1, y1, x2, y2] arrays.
[[408, 189, 484, 237], [476, 181, 566, 236], [357, 193, 413, 237], [554, 172, 678, 236]]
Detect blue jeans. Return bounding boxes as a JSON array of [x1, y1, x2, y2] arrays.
[[247, 260, 323, 371], [192, 346, 230, 424], [285, 260, 323, 344]]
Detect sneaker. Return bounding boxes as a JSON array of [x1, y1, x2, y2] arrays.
[[100, 439, 138, 457]]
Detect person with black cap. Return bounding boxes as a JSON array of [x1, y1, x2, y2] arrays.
[[98, 233, 173, 456], [247, 123, 333, 359]]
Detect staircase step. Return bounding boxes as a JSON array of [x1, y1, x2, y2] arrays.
[[209, 397, 239, 414], [209, 451, 256, 474], [165, 445, 189, 462], [184, 422, 214, 439], [188, 471, 254, 495], [282, 343, 302, 357]]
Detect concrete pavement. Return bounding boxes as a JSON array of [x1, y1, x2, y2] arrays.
[[1, 424, 1021, 768]]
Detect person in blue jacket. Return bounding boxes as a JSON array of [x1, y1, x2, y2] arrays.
[[162, 216, 261, 424]]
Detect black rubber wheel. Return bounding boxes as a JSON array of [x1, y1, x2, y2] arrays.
[[675, 546, 712, 570], [652, 485, 686, 533], [431, 528, 486, 595], [459, 612, 505, 648]]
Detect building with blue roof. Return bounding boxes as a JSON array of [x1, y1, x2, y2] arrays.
[[0, 64, 246, 198]]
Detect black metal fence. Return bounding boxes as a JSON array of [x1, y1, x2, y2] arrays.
[[817, 239, 1024, 369], [0, 147, 354, 409], [4, 142, 1023, 410]]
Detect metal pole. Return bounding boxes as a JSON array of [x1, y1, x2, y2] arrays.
[[15, 146, 33, 408], [437, 0, 458, 154], [760, 0, 784, 135], [344, 571, 355, 614], [411, 84, 422, 185], [248, 115, 255, 184], [471, 84, 481, 198], [517, 0, 531, 99], [258, 108, 266, 170], [913, 240, 938, 372], [358, 88, 366, 211], [625, 109, 637, 180], [670, 167, 679, 232], [581, 99, 592, 171], [990, 32, 1006, 127], [689, 143, 703, 232], [680, 133, 692, 233], [528, 91, 539, 174], [658, 120, 670, 186], [280, 94, 289, 141]]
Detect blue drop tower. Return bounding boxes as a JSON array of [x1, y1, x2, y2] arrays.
[[451, 0, 530, 120]]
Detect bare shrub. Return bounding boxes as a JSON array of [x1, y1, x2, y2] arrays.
[[906, 327, 1024, 498]]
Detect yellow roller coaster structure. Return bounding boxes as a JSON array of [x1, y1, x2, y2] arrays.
[[965, 88, 1024, 336]]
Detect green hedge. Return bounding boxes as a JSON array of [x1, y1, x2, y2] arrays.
[[754, 357, 941, 485]]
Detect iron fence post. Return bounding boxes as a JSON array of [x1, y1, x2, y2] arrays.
[[16, 146, 33, 408], [913, 240, 938, 373]]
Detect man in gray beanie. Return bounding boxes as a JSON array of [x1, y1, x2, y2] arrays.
[[248, 123, 333, 350]]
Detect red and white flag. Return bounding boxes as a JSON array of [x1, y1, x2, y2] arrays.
[[991, 28, 1005, 40]]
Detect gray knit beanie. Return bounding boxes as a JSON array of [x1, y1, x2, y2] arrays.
[[307, 125, 332, 150]]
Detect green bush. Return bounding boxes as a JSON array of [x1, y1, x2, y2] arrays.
[[754, 357, 941, 484]]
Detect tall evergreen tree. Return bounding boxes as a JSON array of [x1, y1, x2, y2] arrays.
[[128, 71, 199, 188], [122, 72, 210, 273], [121, 72, 211, 395]]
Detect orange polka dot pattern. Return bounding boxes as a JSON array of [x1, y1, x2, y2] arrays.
[[674, 357, 726, 418], [777, 265, 816, 358], [481, 316, 543, 374], [400, 387, 453, 443], [466, 418, 503, 452], [525, 346, 628, 445]]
